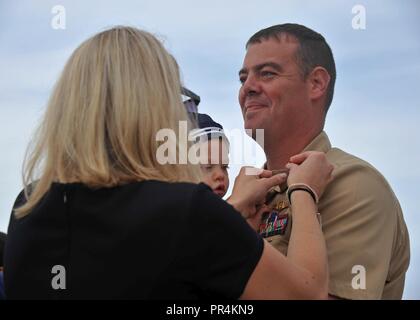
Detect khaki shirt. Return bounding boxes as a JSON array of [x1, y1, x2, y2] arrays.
[[259, 131, 410, 299]]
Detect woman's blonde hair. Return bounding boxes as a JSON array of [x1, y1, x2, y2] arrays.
[[15, 26, 201, 218]]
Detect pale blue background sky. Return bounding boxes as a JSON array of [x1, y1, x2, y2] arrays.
[[0, 0, 419, 299]]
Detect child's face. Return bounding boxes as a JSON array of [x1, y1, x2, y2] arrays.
[[199, 139, 229, 197]]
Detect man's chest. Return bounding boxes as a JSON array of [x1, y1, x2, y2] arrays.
[[258, 190, 292, 254]]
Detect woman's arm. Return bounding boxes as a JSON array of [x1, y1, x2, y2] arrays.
[[240, 192, 328, 299], [229, 152, 333, 299]]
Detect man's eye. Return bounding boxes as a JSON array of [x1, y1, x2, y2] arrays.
[[261, 70, 275, 78], [239, 76, 247, 84], [222, 165, 229, 171]]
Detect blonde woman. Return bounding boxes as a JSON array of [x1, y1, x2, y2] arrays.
[[4, 26, 333, 299]]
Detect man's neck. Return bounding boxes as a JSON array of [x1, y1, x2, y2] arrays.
[[264, 129, 322, 170]]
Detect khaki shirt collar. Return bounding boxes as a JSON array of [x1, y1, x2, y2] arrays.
[[263, 131, 331, 193], [302, 130, 332, 153]]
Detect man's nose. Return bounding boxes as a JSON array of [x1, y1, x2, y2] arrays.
[[241, 74, 261, 99]]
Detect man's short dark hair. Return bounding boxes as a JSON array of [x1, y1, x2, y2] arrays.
[[246, 23, 336, 113]]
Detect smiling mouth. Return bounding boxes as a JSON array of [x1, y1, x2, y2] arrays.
[[245, 105, 267, 112]]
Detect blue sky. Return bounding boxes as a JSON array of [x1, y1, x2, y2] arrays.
[[0, 0, 419, 299]]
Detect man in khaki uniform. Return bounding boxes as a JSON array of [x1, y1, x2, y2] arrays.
[[238, 23, 410, 299]]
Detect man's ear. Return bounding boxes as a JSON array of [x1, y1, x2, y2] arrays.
[[307, 66, 331, 102]]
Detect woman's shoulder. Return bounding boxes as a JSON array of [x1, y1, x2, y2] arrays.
[[128, 180, 235, 220], [133, 180, 215, 208], [10, 181, 220, 223], [121, 180, 212, 200], [139, 180, 210, 193]]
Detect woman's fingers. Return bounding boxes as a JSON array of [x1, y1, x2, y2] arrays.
[[285, 162, 298, 170], [258, 169, 273, 179], [290, 151, 328, 164], [289, 151, 313, 164], [261, 173, 287, 191]]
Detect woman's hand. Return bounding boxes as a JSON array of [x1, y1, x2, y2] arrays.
[[227, 167, 287, 219], [286, 151, 334, 199]]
